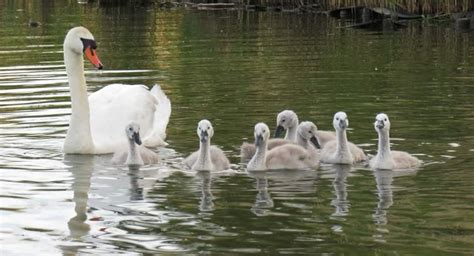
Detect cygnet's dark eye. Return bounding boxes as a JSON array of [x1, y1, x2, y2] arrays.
[[308, 130, 313, 134], [384, 118, 387, 121], [207, 127, 210, 130], [336, 117, 339, 120], [129, 127, 133, 131]]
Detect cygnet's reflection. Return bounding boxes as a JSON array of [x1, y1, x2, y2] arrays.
[[248, 171, 274, 216], [196, 170, 214, 212], [328, 164, 352, 219], [372, 169, 394, 226], [128, 165, 144, 201]]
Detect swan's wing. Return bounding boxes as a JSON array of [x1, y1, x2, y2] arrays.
[[138, 146, 160, 165], [316, 130, 336, 147], [111, 149, 128, 165], [348, 142, 367, 162], [210, 146, 230, 171], [268, 138, 292, 150], [266, 144, 311, 170], [88, 84, 166, 153], [240, 142, 255, 162], [183, 151, 199, 169], [320, 140, 337, 163], [143, 85, 171, 147], [392, 150, 421, 169]]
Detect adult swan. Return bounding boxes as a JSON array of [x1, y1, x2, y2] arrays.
[[63, 26, 171, 154]]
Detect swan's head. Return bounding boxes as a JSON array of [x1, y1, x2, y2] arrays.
[[254, 122, 270, 147], [64, 26, 103, 69], [374, 113, 390, 132], [275, 110, 298, 137], [333, 111, 349, 131], [297, 121, 321, 149], [125, 122, 142, 145], [197, 119, 214, 143]]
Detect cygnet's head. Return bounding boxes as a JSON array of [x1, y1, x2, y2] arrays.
[[125, 122, 142, 145], [297, 121, 321, 149], [64, 26, 103, 69], [333, 111, 349, 130], [275, 110, 298, 137], [197, 119, 214, 143], [254, 122, 270, 146], [374, 113, 390, 132]]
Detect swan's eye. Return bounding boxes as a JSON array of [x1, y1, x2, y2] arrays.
[[207, 127, 210, 130], [384, 118, 387, 121], [336, 117, 339, 121], [281, 119, 286, 123]]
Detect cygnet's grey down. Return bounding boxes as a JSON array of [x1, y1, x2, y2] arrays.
[[111, 122, 160, 165], [320, 112, 367, 164], [369, 113, 422, 170], [240, 110, 299, 162], [247, 123, 319, 171], [184, 119, 230, 171]]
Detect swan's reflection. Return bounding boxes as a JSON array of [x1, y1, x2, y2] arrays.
[[372, 170, 394, 226], [328, 164, 352, 219], [65, 154, 94, 239], [196, 170, 214, 212], [248, 171, 274, 216]]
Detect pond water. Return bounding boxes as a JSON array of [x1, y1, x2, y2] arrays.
[[1, 1, 474, 255]]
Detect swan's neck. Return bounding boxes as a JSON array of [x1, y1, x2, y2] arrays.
[[248, 140, 267, 170], [376, 130, 391, 159], [63, 49, 94, 154], [126, 140, 144, 165], [285, 121, 298, 142], [296, 133, 309, 149], [194, 140, 213, 171], [336, 129, 350, 156]]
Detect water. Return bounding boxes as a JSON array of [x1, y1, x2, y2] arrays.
[[1, 2, 474, 255]]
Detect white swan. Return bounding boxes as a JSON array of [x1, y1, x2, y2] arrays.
[[320, 112, 367, 164], [369, 113, 422, 170], [63, 26, 171, 154], [247, 123, 319, 171], [111, 122, 160, 165], [184, 120, 230, 171]]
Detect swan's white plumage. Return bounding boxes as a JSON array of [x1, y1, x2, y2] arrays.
[[62, 27, 170, 154], [369, 113, 421, 170], [320, 112, 366, 164]]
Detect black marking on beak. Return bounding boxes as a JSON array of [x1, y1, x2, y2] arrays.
[[255, 134, 263, 147], [339, 119, 346, 129], [274, 125, 285, 138], [310, 136, 321, 149], [200, 130, 208, 143], [133, 132, 142, 145], [376, 120, 384, 129], [80, 38, 97, 52]]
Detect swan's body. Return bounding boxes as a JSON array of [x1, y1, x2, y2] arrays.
[[369, 113, 421, 170], [316, 130, 336, 148], [320, 112, 366, 164], [247, 123, 319, 171], [63, 26, 171, 154], [184, 120, 230, 171], [111, 122, 160, 165]]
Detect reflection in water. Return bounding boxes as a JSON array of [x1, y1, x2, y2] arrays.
[[329, 164, 352, 220], [372, 170, 394, 226], [129, 166, 144, 201], [65, 155, 94, 239], [196, 171, 214, 212], [250, 173, 274, 216]]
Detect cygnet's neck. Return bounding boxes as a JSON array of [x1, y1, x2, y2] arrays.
[[63, 48, 94, 153], [376, 129, 391, 159], [248, 139, 267, 170], [126, 139, 144, 165], [336, 128, 351, 157], [296, 132, 309, 149], [194, 139, 213, 170], [284, 119, 299, 142]]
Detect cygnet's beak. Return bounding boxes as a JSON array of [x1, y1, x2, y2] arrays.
[[274, 125, 285, 138], [200, 130, 209, 143], [84, 46, 103, 70], [375, 120, 384, 129], [339, 119, 347, 129], [133, 132, 142, 145], [255, 134, 264, 147], [310, 136, 321, 149]]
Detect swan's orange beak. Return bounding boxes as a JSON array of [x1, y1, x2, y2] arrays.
[[85, 47, 103, 70]]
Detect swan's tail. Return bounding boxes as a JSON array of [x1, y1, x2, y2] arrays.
[[143, 84, 171, 147]]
